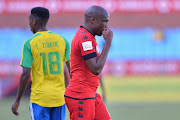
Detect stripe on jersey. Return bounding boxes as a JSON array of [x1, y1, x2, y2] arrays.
[[83, 52, 97, 61], [29, 102, 35, 120]]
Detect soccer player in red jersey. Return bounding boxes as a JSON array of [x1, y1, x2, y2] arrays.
[[64, 5, 113, 120]]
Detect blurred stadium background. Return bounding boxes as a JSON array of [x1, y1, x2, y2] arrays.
[[1, 0, 180, 120]]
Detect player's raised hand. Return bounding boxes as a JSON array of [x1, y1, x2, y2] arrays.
[[12, 101, 20, 116], [102, 27, 113, 44]]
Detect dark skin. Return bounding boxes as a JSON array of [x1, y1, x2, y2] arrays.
[[83, 5, 113, 75], [12, 67, 31, 115], [64, 62, 71, 88], [99, 75, 106, 102], [12, 14, 71, 115], [29, 14, 48, 34]]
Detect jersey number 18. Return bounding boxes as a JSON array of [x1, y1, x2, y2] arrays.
[[40, 52, 61, 75]]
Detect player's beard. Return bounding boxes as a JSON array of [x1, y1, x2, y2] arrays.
[[97, 30, 103, 36], [31, 27, 36, 34]]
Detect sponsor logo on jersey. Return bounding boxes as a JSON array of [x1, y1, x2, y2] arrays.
[[82, 41, 93, 51]]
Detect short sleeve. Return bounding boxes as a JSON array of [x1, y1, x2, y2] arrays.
[[79, 38, 97, 61], [20, 40, 33, 68], [62, 36, 70, 62]]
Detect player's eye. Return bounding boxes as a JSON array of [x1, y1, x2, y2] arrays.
[[103, 20, 108, 23]]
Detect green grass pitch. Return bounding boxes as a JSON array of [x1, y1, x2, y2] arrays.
[[1, 97, 180, 120], [1, 75, 180, 120]]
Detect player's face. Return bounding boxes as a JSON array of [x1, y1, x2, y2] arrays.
[[29, 14, 36, 34], [94, 14, 109, 36]]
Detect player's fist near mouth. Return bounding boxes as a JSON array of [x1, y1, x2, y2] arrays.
[[102, 27, 113, 44]]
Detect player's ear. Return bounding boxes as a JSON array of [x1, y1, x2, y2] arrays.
[[91, 16, 97, 25], [32, 18, 37, 25]]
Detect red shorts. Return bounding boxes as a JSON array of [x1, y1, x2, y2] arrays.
[[65, 93, 111, 120]]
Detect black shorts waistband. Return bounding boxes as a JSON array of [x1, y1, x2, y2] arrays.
[[64, 94, 97, 100]]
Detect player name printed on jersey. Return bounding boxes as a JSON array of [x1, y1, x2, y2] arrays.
[[35, 41, 60, 50], [82, 41, 93, 51], [42, 41, 59, 48]]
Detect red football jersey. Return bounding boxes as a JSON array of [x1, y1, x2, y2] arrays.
[[65, 26, 100, 99]]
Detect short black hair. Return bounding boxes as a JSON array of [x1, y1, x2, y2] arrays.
[[31, 7, 49, 25]]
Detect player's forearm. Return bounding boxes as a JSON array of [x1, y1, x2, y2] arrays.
[[86, 41, 111, 75], [99, 76, 105, 93], [15, 74, 30, 102], [95, 41, 111, 74], [64, 69, 70, 87], [66, 61, 71, 79], [100, 83, 105, 93]]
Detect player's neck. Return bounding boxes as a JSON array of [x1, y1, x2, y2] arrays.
[[83, 24, 95, 36], [37, 27, 48, 32]]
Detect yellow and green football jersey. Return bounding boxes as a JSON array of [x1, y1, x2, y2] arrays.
[[20, 31, 70, 107]]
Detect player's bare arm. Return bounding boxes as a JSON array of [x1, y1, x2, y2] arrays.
[[12, 67, 31, 115], [65, 60, 71, 78], [85, 27, 113, 75], [99, 75, 106, 102], [64, 60, 71, 87]]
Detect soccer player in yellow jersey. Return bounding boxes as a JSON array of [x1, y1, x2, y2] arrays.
[[11, 7, 70, 120]]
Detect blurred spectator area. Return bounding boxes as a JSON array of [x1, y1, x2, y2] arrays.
[[1, 0, 180, 98], [1, 0, 180, 28], [1, 0, 180, 76], [0, 28, 180, 61], [2, 13, 180, 28]]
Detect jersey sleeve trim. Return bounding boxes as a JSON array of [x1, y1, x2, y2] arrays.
[[20, 33, 41, 68], [83, 52, 97, 61], [61, 36, 70, 62], [20, 40, 33, 68]]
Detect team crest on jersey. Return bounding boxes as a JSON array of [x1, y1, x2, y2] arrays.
[[81, 30, 86, 34], [82, 41, 93, 51], [96, 45, 100, 54], [82, 35, 88, 40]]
